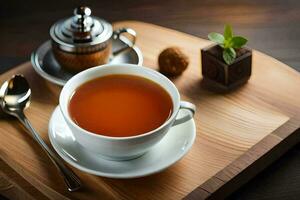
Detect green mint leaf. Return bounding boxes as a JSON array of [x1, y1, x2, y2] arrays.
[[223, 38, 233, 48], [224, 24, 233, 40], [229, 47, 237, 58], [231, 36, 248, 48], [208, 32, 224, 44], [223, 48, 236, 65]]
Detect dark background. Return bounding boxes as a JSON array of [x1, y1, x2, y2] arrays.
[[1, 0, 300, 199]]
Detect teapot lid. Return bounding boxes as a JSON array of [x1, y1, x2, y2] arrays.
[[50, 6, 112, 53]]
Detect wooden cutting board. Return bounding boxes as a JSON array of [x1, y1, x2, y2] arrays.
[[1, 21, 300, 200]]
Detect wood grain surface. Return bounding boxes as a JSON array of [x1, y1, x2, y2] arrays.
[[0, 21, 299, 199]]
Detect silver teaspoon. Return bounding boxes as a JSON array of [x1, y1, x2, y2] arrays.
[[0, 75, 81, 191]]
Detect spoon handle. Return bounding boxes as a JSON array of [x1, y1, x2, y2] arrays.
[[16, 111, 82, 192]]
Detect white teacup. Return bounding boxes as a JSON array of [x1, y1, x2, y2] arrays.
[[59, 64, 196, 160]]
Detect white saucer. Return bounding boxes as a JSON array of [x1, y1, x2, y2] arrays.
[[48, 107, 196, 179]]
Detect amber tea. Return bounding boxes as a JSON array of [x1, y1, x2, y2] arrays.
[[68, 74, 173, 137]]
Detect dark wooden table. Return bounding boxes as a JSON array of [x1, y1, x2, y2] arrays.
[[1, 0, 300, 199]]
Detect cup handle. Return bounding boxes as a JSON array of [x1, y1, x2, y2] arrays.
[[112, 28, 137, 56], [172, 101, 196, 127]]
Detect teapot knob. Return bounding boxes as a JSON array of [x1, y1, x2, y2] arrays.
[[74, 6, 91, 17], [72, 6, 93, 32]]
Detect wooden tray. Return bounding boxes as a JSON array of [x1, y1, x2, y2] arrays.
[[1, 21, 300, 200]]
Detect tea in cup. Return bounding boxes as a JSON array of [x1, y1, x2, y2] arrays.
[[59, 64, 195, 160]]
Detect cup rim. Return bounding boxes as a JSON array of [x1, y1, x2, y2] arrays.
[[59, 64, 181, 141]]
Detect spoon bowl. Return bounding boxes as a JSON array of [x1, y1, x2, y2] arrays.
[[0, 75, 31, 114]]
